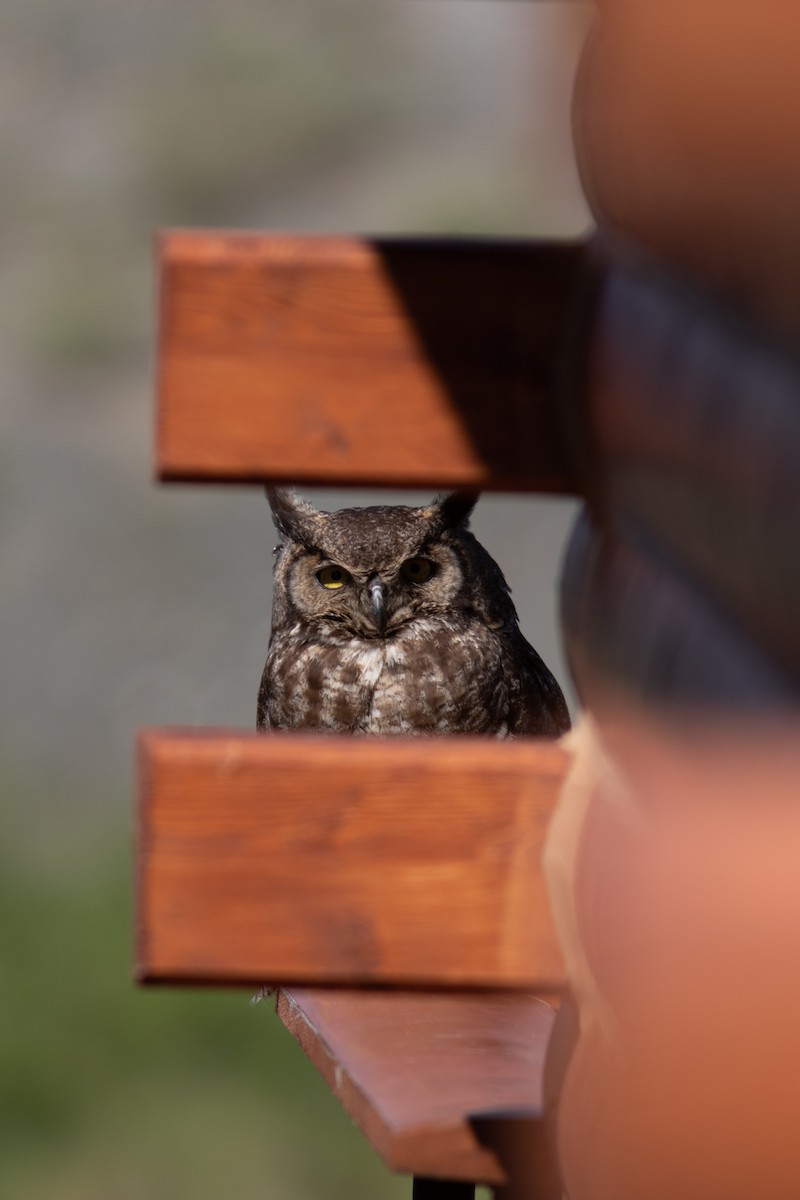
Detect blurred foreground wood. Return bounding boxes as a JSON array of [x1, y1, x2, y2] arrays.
[[137, 730, 567, 990], [555, 717, 800, 1200], [575, 2, 800, 334]]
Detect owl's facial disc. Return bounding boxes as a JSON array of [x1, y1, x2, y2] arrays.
[[291, 536, 457, 639], [308, 559, 385, 637]]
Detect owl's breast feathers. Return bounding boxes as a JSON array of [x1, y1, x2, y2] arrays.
[[259, 616, 569, 738]]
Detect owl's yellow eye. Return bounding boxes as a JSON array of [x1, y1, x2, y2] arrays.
[[317, 564, 351, 590], [400, 557, 434, 584]]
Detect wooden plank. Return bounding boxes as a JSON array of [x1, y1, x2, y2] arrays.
[[275, 988, 556, 1186], [136, 730, 567, 989], [156, 232, 585, 491]]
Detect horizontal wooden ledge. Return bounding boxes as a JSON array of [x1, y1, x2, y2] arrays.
[[136, 729, 568, 990], [275, 988, 557, 1186], [156, 232, 586, 492]]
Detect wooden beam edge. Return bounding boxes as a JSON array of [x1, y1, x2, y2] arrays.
[[274, 988, 527, 1185], [136, 729, 568, 993], [155, 232, 587, 492]]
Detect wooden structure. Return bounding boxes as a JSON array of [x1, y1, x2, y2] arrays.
[[138, 4, 800, 1198], [140, 234, 579, 1194]]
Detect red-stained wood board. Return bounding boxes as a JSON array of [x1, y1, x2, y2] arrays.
[[137, 730, 568, 990], [274, 987, 557, 1186], [156, 232, 585, 491]]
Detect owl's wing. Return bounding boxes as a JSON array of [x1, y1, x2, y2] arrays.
[[256, 660, 270, 730], [504, 631, 571, 738]]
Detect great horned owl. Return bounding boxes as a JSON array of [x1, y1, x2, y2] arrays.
[[257, 489, 570, 738]]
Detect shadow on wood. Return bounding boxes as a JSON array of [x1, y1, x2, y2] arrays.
[[156, 233, 586, 492]]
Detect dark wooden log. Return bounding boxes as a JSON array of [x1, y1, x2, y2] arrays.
[[561, 261, 800, 700], [560, 511, 799, 714]]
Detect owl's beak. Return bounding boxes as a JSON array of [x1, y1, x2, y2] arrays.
[[367, 575, 387, 634]]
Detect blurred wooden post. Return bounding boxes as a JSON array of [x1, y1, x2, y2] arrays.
[[553, 5, 800, 1200]]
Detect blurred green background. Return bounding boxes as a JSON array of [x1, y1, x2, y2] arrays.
[[0, 1, 589, 1196]]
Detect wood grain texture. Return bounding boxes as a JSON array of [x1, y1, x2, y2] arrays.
[[275, 987, 556, 1185], [136, 730, 567, 989], [156, 232, 585, 491]]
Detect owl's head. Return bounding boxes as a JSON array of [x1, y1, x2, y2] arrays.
[[267, 488, 514, 639]]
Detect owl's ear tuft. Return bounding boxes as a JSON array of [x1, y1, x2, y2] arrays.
[[433, 491, 480, 531], [266, 487, 321, 545]]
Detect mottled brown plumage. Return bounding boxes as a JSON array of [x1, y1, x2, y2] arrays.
[[257, 490, 570, 738]]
